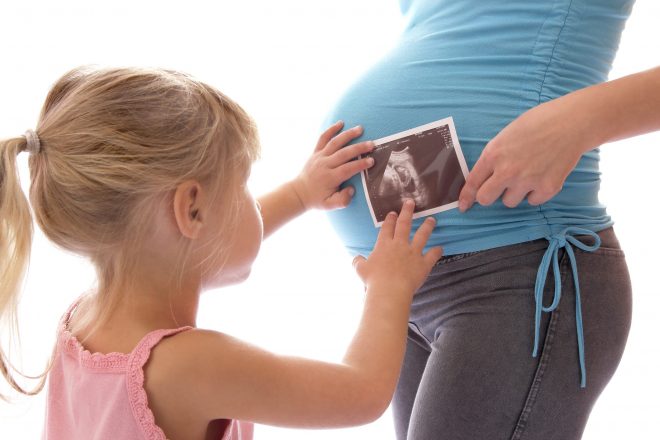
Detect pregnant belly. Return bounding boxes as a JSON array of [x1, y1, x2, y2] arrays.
[[328, 46, 526, 167], [323, 40, 610, 256]]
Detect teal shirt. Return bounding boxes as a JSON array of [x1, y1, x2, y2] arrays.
[[325, 0, 634, 257], [324, 0, 635, 388]]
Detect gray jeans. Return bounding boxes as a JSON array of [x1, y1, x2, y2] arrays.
[[393, 227, 632, 440]]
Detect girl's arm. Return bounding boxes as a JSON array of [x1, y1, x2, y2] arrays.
[[458, 66, 660, 210], [258, 121, 374, 239], [146, 201, 443, 428]]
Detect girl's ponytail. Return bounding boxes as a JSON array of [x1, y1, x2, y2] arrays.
[[0, 135, 44, 400]]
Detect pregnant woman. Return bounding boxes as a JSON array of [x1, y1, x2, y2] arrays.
[[323, 1, 659, 439]]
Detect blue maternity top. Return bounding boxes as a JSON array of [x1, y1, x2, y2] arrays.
[[324, 0, 635, 387]]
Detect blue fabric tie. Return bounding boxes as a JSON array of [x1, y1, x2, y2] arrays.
[[533, 227, 601, 388]]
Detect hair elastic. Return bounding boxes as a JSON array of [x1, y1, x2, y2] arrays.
[[24, 129, 41, 155]]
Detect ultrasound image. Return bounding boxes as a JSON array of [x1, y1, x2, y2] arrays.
[[362, 121, 467, 225]]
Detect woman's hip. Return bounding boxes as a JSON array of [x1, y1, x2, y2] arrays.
[[408, 226, 630, 347]]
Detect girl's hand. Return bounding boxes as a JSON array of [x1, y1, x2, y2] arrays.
[[353, 200, 443, 296], [291, 121, 375, 211], [153, 201, 443, 429], [458, 95, 592, 211]]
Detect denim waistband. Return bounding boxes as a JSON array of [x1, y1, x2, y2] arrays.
[[434, 227, 618, 267]]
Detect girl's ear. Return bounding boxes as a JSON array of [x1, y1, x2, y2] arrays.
[[172, 180, 205, 239]]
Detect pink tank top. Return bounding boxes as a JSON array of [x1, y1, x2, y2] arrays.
[[43, 303, 254, 440]]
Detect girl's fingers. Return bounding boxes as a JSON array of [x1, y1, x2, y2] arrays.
[[322, 186, 354, 210], [352, 254, 367, 279], [328, 140, 375, 167], [393, 200, 415, 242], [411, 216, 436, 251], [315, 121, 344, 152], [376, 211, 398, 243], [423, 246, 444, 267], [334, 157, 374, 182], [324, 125, 364, 155]]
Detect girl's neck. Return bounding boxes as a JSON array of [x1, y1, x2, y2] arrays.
[[71, 279, 201, 355]]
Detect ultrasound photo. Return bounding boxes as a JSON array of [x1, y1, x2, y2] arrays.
[[361, 117, 469, 226]]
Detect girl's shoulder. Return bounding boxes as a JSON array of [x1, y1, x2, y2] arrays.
[[139, 328, 252, 438], [143, 329, 257, 422], [147, 328, 249, 368]]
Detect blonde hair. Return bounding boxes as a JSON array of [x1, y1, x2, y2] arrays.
[[0, 66, 260, 399]]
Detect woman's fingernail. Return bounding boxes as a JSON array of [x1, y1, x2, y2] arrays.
[[367, 157, 374, 166], [348, 187, 355, 196]]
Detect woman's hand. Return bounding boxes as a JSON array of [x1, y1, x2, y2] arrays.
[[353, 200, 443, 296], [291, 121, 375, 211], [459, 66, 660, 212], [458, 95, 594, 211]]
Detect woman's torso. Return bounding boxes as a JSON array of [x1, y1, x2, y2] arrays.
[[325, 0, 635, 256]]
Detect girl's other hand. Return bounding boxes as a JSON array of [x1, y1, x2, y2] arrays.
[[458, 95, 590, 211], [353, 200, 443, 297], [291, 121, 375, 211]]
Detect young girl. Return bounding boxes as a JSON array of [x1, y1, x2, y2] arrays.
[[0, 66, 442, 439]]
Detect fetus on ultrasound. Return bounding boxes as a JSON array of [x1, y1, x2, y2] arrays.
[[377, 147, 429, 207]]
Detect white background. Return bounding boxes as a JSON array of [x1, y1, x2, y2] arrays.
[[0, 1, 658, 438]]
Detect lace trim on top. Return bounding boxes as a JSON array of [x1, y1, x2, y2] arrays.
[[58, 297, 193, 438], [58, 299, 133, 372], [59, 330, 131, 372], [127, 327, 193, 440]]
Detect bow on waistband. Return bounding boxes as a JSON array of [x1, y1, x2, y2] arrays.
[[533, 227, 601, 388]]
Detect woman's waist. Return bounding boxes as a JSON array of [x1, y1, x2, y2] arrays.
[[338, 219, 615, 259], [328, 183, 612, 258]]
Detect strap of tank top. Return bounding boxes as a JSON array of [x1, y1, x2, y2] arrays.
[[129, 326, 194, 369], [533, 227, 601, 388], [127, 326, 194, 439]]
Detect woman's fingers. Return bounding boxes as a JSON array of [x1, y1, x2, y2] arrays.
[[474, 174, 507, 207], [527, 188, 556, 206], [315, 121, 344, 152], [459, 155, 494, 212], [501, 186, 531, 208]]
